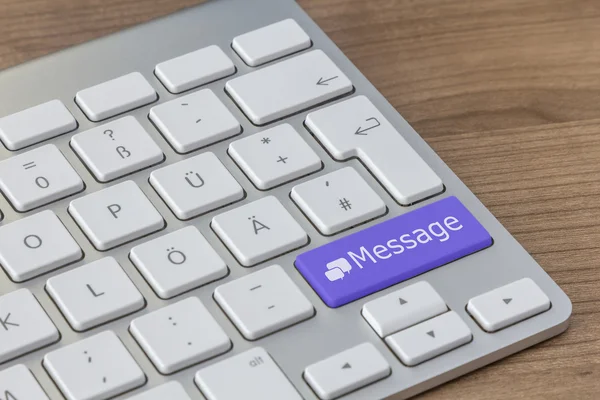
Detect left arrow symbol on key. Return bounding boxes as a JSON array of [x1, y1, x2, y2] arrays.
[[86, 284, 105, 297], [316, 76, 339, 86]]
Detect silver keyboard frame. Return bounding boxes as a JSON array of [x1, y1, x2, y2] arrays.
[[0, 0, 571, 399]]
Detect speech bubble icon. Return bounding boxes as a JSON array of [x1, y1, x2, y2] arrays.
[[326, 258, 352, 273], [325, 268, 345, 282]]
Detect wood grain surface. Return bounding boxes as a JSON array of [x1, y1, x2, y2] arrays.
[[2, 0, 600, 398]]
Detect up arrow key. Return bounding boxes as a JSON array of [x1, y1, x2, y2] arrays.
[[342, 362, 351, 369]]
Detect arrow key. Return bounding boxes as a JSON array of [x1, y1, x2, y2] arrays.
[[467, 278, 551, 332], [304, 343, 390, 400], [385, 311, 472, 366]]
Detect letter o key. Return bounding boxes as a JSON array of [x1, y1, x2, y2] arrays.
[[24, 234, 43, 249]]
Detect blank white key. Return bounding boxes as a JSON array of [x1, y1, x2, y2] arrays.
[[71, 116, 163, 182], [150, 152, 244, 220], [196, 347, 302, 400], [362, 281, 448, 338], [385, 311, 472, 366], [76, 72, 157, 121], [0, 100, 77, 151], [44, 331, 145, 400], [150, 89, 240, 154], [467, 278, 551, 332], [306, 96, 443, 205], [47, 257, 145, 331], [130, 226, 228, 299], [215, 264, 314, 340], [130, 297, 231, 374], [127, 382, 191, 400], [226, 50, 352, 125], [304, 343, 390, 400], [229, 123, 321, 190], [0, 210, 82, 281], [292, 167, 386, 235], [233, 19, 311, 66], [69, 181, 164, 250], [155, 45, 236, 93], [0, 364, 49, 400], [0, 144, 83, 211], [0, 289, 59, 363], [212, 196, 307, 266]]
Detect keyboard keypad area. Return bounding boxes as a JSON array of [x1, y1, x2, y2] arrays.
[[0, 15, 557, 400]]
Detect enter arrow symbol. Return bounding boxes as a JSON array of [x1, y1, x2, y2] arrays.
[[354, 117, 381, 135], [316, 76, 339, 86], [503, 298, 512, 304]]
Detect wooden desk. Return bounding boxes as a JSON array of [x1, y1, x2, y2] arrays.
[[1, 0, 599, 398]]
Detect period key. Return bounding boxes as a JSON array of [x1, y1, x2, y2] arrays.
[[295, 196, 493, 307]]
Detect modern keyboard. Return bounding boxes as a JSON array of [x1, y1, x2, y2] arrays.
[[0, 0, 572, 399]]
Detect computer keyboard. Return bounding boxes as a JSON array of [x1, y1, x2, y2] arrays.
[[0, 0, 571, 399]]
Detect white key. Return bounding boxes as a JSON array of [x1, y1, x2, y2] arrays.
[[195, 347, 302, 400], [229, 124, 321, 190], [69, 181, 164, 251], [362, 281, 448, 337], [0, 100, 77, 150], [71, 116, 163, 182], [44, 331, 145, 400], [212, 196, 307, 266], [150, 89, 241, 154], [155, 45, 236, 93], [306, 96, 443, 205], [226, 50, 352, 125], [467, 278, 551, 332], [304, 343, 390, 400], [291, 167, 386, 235], [130, 297, 231, 374], [47, 257, 145, 331], [233, 19, 311, 66], [127, 382, 190, 400], [385, 311, 472, 366], [130, 226, 228, 299], [0, 364, 49, 400], [0, 289, 59, 363], [214, 264, 314, 340], [0, 144, 83, 211], [75, 72, 157, 121], [149, 152, 244, 220], [0, 210, 81, 281]]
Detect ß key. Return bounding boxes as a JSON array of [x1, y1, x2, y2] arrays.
[[46, 257, 145, 331], [291, 167, 386, 235], [214, 264, 314, 340], [150, 152, 244, 220], [229, 123, 321, 190], [69, 180, 164, 251], [71, 116, 163, 182], [130, 297, 231, 374], [0, 210, 82, 282], [212, 196, 308, 266], [44, 331, 146, 400], [0, 289, 59, 364], [130, 226, 228, 299], [306, 96, 443, 205], [195, 347, 302, 400], [0, 144, 84, 211], [296, 196, 492, 307]]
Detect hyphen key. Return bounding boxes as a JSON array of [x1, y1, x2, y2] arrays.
[[295, 196, 492, 307]]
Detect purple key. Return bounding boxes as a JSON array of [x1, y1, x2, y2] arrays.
[[295, 196, 492, 307]]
